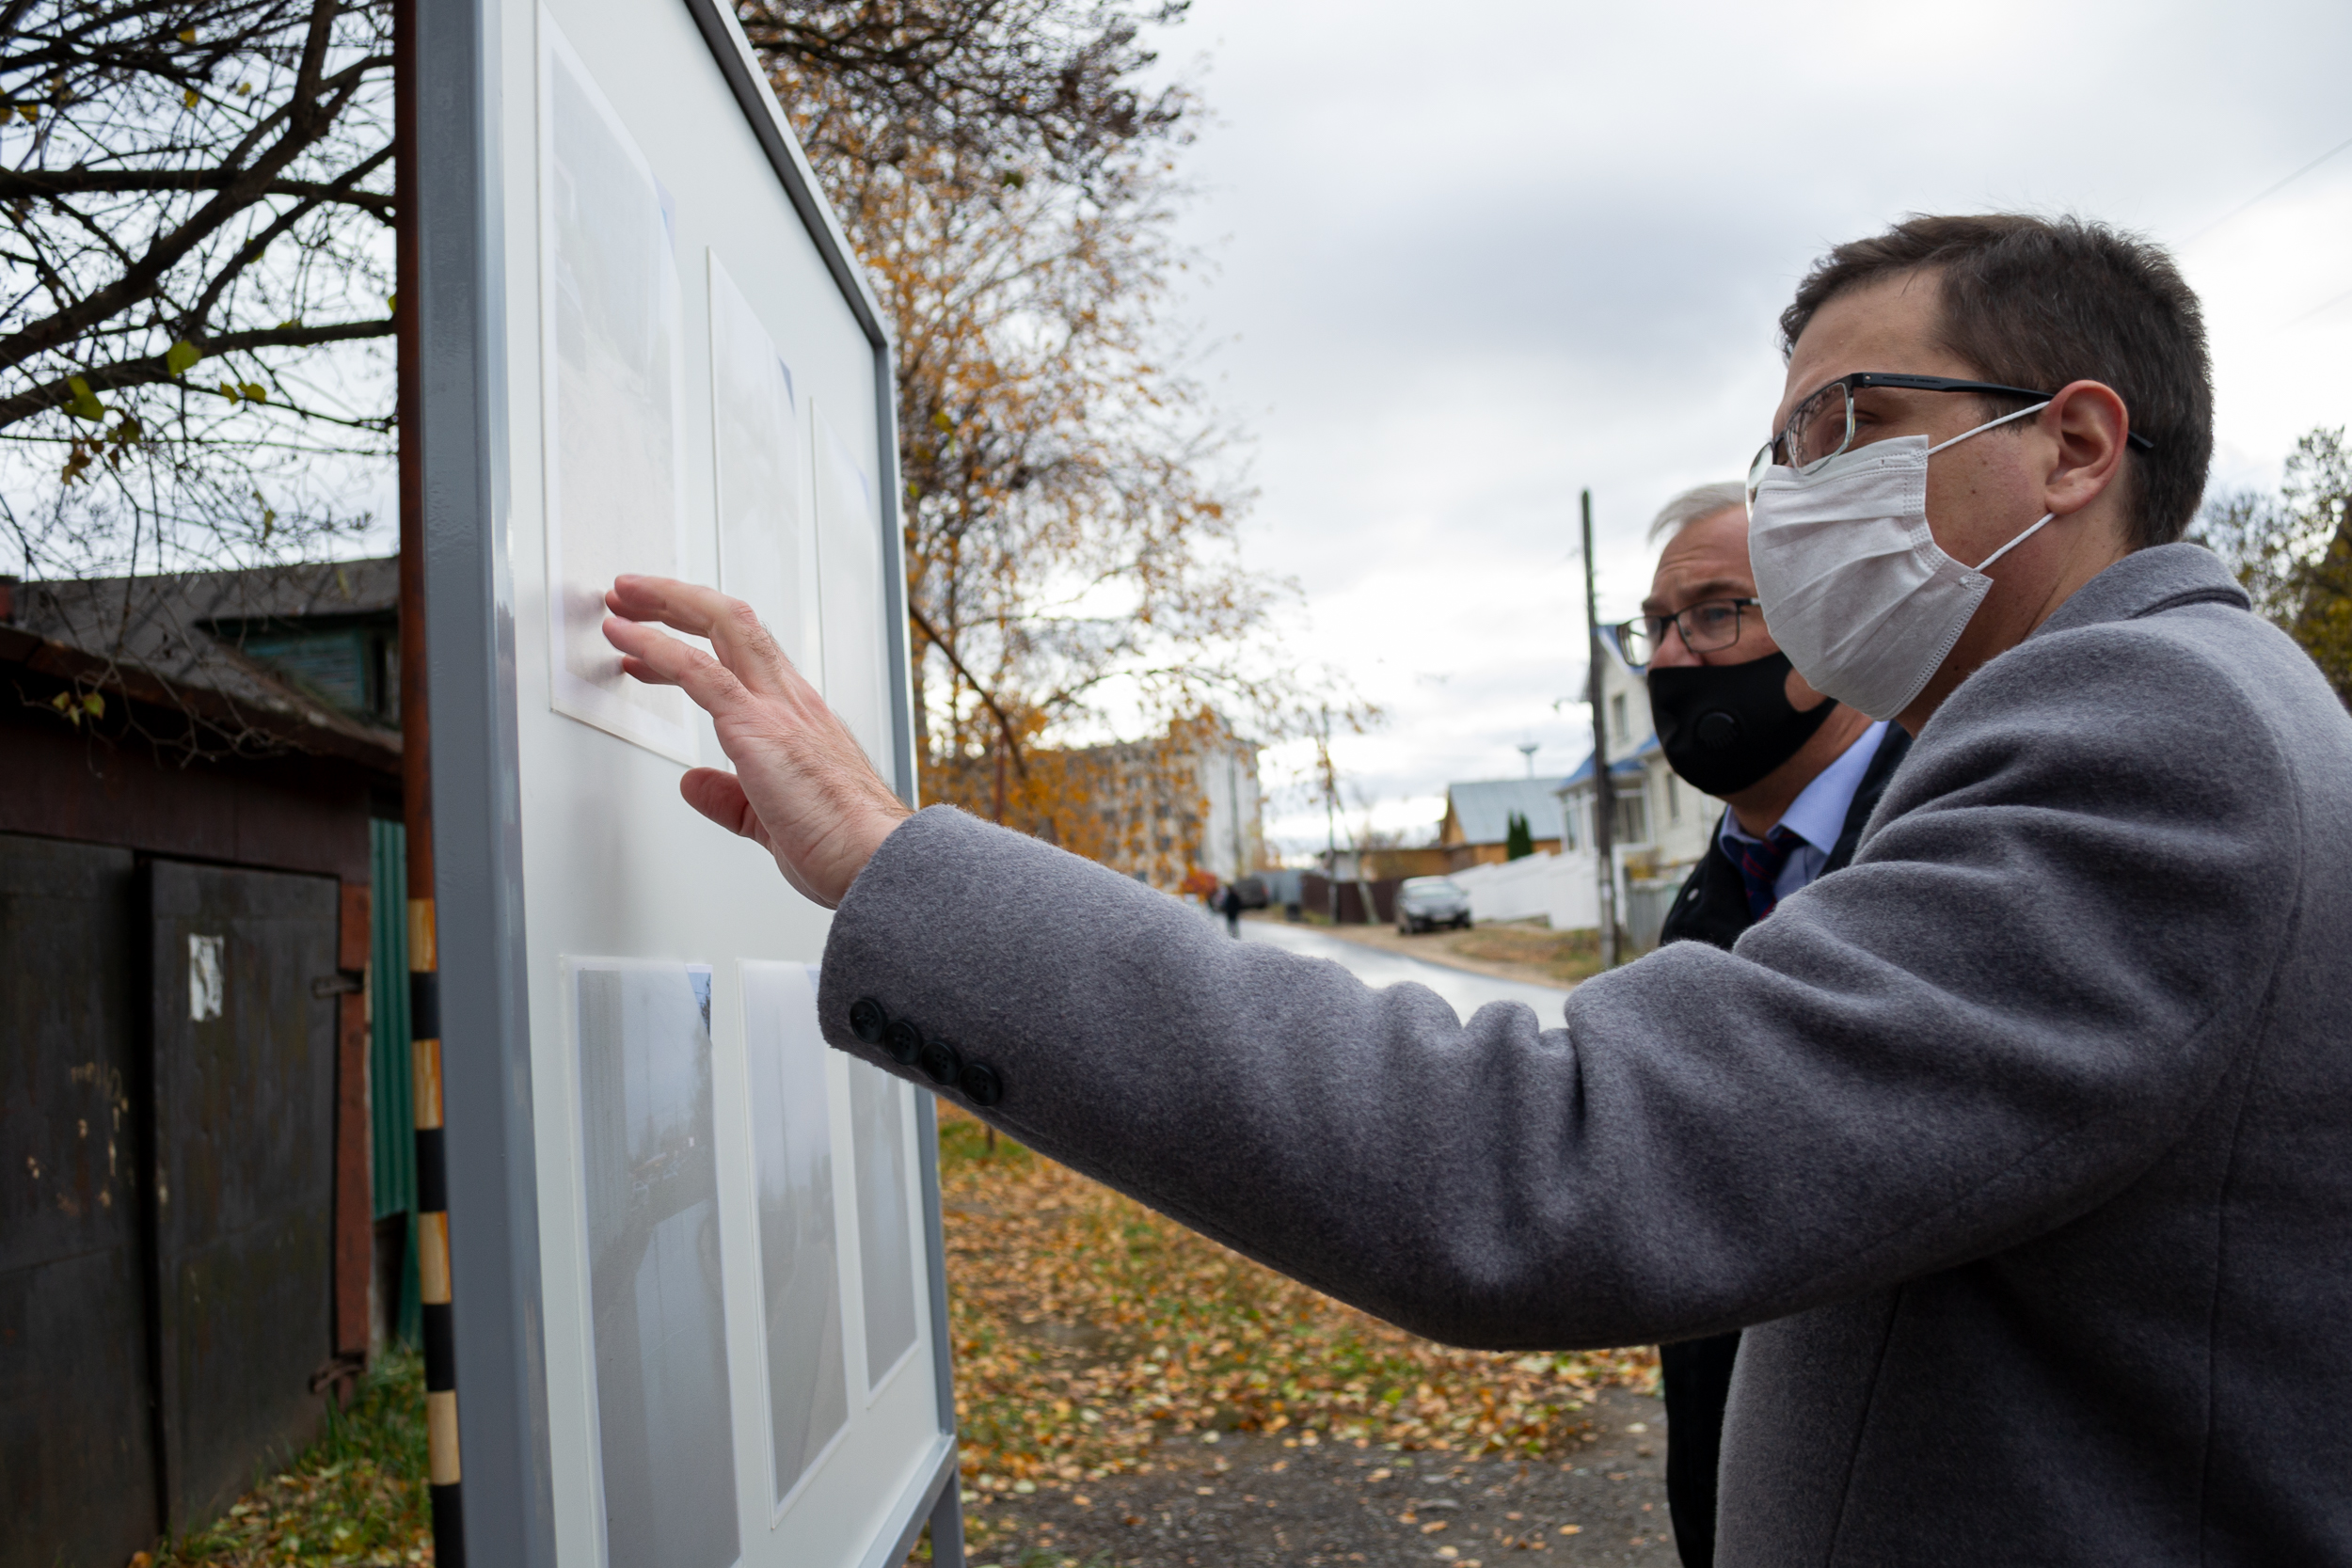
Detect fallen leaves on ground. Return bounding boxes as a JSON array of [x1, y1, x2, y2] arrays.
[[938, 1107, 1655, 1511], [146, 1349, 434, 1567]]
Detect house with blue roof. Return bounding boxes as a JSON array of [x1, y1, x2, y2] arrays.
[[1555, 629, 1725, 944], [1436, 775, 1574, 872]]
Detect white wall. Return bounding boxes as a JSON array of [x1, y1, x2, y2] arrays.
[[1449, 849, 1626, 934], [1450, 853, 1560, 925]]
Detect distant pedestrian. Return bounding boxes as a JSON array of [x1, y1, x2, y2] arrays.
[[1219, 882, 1242, 939]]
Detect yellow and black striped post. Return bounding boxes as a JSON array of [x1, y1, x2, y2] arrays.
[[410, 891, 462, 1560]]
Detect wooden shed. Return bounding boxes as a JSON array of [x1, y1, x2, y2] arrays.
[[0, 560, 410, 1568]]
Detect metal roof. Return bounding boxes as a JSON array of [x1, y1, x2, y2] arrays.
[[8, 558, 403, 765], [1443, 776, 1574, 844], [1558, 737, 1658, 791]]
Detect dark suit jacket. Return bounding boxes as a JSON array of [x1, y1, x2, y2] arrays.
[[821, 546, 2352, 1564], [1654, 723, 1911, 1568], [1657, 725, 1914, 954]]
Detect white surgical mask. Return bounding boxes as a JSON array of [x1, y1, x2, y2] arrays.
[[1746, 403, 2056, 721]]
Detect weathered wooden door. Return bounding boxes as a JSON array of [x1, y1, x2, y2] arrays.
[[0, 834, 157, 1568], [146, 859, 340, 1533]]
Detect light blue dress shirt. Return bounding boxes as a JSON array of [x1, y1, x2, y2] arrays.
[[1717, 721, 1890, 903]]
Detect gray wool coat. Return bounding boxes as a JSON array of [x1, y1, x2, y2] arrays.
[[818, 545, 2352, 1566]]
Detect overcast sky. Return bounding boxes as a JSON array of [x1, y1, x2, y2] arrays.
[[1136, 0, 2352, 855]]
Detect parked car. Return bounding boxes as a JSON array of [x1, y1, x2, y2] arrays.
[[1395, 876, 1471, 934], [1232, 875, 1270, 911]]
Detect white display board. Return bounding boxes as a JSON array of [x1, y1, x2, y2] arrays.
[[414, 0, 955, 1564]]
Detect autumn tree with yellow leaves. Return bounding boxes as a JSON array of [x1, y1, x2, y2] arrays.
[[750, 0, 1359, 868]]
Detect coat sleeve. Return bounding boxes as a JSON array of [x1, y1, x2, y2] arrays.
[[816, 620, 2301, 1350]]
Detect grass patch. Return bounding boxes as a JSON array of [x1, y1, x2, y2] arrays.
[[936, 1105, 1653, 1536], [1447, 921, 1608, 985], [141, 1348, 434, 1567]]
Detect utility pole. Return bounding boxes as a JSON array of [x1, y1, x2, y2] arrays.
[[1581, 489, 1618, 969], [1320, 705, 1338, 923]]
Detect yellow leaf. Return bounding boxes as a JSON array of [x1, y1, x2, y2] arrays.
[[240, 383, 267, 404], [19, 104, 36, 122], [219, 381, 240, 403], [177, 27, 196, 41], [81, 693, 104, 719], [65, 375, 103, 421], [183, 88, 198, 108]]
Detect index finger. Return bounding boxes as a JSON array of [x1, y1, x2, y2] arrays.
[[606, 575, 798, 697]]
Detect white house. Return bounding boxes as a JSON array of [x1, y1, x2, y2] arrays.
[[1553, 632, 1725, 948]]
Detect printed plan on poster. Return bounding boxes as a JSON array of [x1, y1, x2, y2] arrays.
[[567, 959, 930, 1560], [707, 256, 820, 679], [815, 405, 892, 772], [540, 24, 696, 764], [848, 1060, 920, 1390], [570, 961, 739, 1568], [739, 962, 848, 1513]]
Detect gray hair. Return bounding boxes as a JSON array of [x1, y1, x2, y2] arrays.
[[1646, 481, 1748, 545]]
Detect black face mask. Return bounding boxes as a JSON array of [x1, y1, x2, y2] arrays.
[[1646, 652, 1836, 797]]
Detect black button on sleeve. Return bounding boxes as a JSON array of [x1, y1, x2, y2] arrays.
[[958, 1062, 1003, 1107], [918, 1038, 962, 1086], [883, 1019, 923, 1067], [849, 997, 888, 1044]]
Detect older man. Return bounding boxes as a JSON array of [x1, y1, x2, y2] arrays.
[[1628, 481, 1911, 1567], [607, 215, 2352, 1564]]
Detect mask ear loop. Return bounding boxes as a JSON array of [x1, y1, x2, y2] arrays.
[[1926, 399, 2060, 572], [1973, 513, 2057, 572]]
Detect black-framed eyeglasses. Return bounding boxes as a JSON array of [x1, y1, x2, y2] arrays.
[[1746, 372, 2158, 505], [1613, 597, 1759, 668]]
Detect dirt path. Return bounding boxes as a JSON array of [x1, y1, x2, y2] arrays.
[[961, 1384, 1677, 1567]]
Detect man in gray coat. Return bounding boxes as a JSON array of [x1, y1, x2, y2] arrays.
[[604, 214, 2352, 1564]]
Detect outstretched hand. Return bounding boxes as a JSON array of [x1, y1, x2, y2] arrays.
[[601, 576, 911, 909]]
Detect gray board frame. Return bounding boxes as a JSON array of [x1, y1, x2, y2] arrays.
[[415, 0, 956, 1561]]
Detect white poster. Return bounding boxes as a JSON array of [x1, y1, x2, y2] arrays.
[[570, 960, 739, 1568], [846, 1059, 919, 1394], [739, 961, 850, 1514], [813, 404, 891, 773], [707, 255, 820, 682], [540, 20, 696, 765]]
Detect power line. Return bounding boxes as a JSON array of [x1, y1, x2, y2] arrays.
[[2183, 131, 2352, 247], [2282, 280, 2352, 330]]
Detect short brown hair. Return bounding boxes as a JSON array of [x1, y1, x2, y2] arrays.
[[1778, 214, 2213, 549]]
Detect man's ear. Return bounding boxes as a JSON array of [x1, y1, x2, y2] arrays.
[[2042, 380, 2131, 517]]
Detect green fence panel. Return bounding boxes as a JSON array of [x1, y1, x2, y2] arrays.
[[369, 818, 421, 1346]]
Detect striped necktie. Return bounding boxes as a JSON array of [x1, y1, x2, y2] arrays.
[[1735, 825, 1805, 921]]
